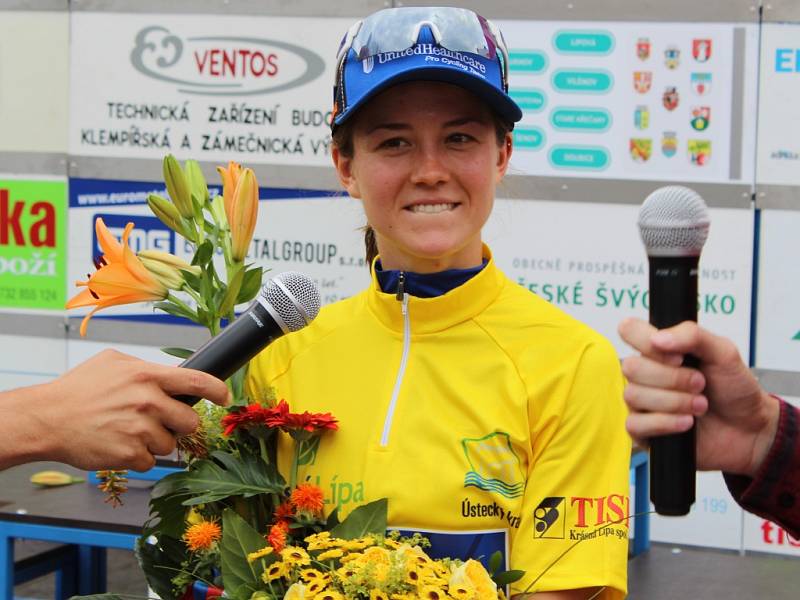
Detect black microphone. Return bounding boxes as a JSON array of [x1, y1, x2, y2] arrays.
[[638, 186, 710, 516], [175, 271, 321, 405]]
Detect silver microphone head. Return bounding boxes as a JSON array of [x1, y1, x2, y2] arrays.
[[638, 185, 710, 257], [260, 271, 321, 333]]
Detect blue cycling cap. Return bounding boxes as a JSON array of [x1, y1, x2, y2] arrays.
[[331, 7, 522, 131]]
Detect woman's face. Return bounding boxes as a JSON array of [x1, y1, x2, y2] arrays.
[[333, 81, 512, 273]]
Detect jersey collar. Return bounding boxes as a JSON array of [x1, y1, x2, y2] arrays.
[[365, 244, 505, 334]]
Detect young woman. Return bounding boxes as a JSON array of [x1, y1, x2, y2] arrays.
[[248, 7, 630, 599]]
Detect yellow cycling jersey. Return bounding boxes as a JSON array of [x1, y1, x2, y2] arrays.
[[247, 247, 630, 598]]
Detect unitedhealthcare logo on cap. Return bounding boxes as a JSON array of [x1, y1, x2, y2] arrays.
[[363, 55, 375, 74]]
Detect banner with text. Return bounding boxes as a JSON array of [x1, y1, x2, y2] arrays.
[[66, 178, 369, 325], [498, 20, 758, 183], [756, 23, 800, 188], [0, 177, 68, 311], [484, 200, 753, 358], [755, 209, 800, 370], [69, 12, 347, 165]]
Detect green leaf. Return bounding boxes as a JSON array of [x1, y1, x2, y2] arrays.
[[147, 471, 193, 538], [182, 268, 203, 291], [172, 451, 285, 506], [193, 240, 214, 266], [237, 267, 263, 304], [297, 435, 321, 467], [221, 508, 272, 595], [161, 346, 195, 359], [330, 498, 387, 540], [153, 301, 196, 322], [488, 550, 503, 576], [325, 506, 340, 530], [220, 266, 245, 316], [492, 570, 525, 586], [135, 534, 188, 600], [68, 595, 125, 600]]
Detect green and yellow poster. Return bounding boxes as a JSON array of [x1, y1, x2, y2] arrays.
[[0, 178, 67, 310]]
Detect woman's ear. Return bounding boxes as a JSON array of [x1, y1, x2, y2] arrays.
[[332, 146, 362, 199], [495, 132, 513, 182]]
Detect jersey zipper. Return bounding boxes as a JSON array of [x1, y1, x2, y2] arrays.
[[380, 271, 410, 447]]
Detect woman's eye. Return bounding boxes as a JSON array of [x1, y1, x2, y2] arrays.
[[448, 133, 475, 144], [377, 137, 407, 150]]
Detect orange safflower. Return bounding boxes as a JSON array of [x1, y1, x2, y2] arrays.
[[267, 520, 290, 553], [274, 500, 295, 521], [183, 520, 221, 552], [291, 483, 325, 515], [66, 218, 167, 336]]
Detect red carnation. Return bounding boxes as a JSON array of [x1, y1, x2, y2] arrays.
[[220, 403, 275, 436], [264, 399, 339, 433]]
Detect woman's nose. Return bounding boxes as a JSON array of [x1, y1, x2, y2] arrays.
[[410, 146, 450, 186]]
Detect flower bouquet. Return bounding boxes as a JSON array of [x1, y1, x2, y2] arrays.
[[66, 156, 521, 600]]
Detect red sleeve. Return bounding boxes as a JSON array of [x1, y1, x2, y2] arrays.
[[724, 397, 800, 538]]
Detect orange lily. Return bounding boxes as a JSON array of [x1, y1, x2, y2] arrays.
[[66, 218, 168, 336], [215, 160, 243, 226], [228, 168, 259, 261]]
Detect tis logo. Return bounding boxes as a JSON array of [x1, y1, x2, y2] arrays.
[[534, 497, 565, 539], [92, 213, 174, 257]]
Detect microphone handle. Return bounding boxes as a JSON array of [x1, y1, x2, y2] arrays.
[[648, 255, 699, 516], [175, 303, 284, 405]]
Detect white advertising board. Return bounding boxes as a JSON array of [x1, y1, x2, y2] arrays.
[[498, 21, 758, 183], [485, 200, 754, 359], [0, 333, 66, 391], [756, 23, 800, 188], [69, 12, 348, 165], [754, 209, 800, 370], [69, 12, 758, 185], [649, 472, 744, 550], [0, 11, 69, 153], [68, 181, 753, 362]]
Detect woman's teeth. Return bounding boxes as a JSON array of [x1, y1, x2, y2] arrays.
[[409, 203, 456, 214]]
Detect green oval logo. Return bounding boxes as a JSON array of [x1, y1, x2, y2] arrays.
[[553, 30, 615, 55], [548, 145, 610, 170], [550, 107, 612, 132], [508, 51, 548, 74], [551, 69, 614, 94], [513, 127, 546, 150], [509, 88, 547, 112]]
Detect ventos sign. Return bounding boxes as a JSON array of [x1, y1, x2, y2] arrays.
[[130, 26, 326, 96]]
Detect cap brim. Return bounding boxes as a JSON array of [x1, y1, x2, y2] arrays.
[[335, 63, 523, 128]]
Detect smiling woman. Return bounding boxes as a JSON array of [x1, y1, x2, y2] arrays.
[[247, 6, 631, 600]]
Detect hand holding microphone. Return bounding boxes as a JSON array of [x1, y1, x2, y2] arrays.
[[176, 271, 321, 405]]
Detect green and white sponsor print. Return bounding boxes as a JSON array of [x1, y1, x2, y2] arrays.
[[462, 432, 525, 499]]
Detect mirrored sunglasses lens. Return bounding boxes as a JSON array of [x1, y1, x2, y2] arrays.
[[350, 7, 495, 59]]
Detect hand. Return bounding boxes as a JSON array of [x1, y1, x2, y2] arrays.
[[7, 349, 230, 471], [618, 318, 780, 477]]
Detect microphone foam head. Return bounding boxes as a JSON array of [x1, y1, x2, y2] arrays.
[[261, 271, 321, 332], [638, 185, 710, 257]]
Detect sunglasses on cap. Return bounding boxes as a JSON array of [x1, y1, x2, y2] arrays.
[[335, 6, 511, 93]]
